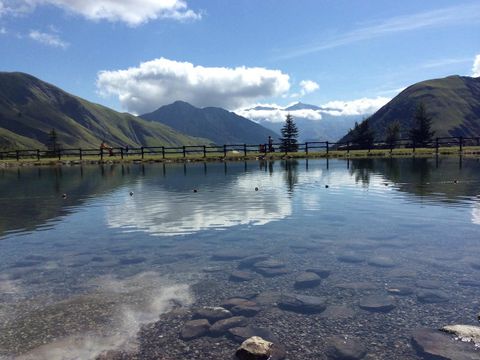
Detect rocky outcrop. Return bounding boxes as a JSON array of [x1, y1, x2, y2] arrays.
[[235, 336, 286, 360]]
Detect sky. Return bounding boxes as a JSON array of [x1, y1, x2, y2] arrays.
[[0, 0, 479, 122]]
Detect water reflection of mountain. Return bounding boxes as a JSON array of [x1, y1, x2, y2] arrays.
[[0, 165, 137, 237], [1, 162, 293, 238], [349, 157, 480, 203]]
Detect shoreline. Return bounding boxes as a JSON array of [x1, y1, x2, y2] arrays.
[[0, 146, 478, 168]]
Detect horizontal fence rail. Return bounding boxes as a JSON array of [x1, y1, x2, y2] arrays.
[[0, 136, 478, 161]]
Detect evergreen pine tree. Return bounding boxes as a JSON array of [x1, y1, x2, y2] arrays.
[[279, 114, 299, 152], [409, 103, 435, 147], [350, 118, 375, 149], [385, 121, 400, 148]]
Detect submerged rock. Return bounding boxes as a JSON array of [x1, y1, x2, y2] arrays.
[[326, 335, 367, 359], [192, 306, 232, 322], [180, 319, 211, 340], [305, 268, 331, 278], [440, 325, 480, 345], [210, 316, 248, 336], [294, 272, 322, 289], [367, 256, 396, 268], [358, 295, 395, 312], [416, 290, 449, 303], [238, 255, 271, 269], [222, 298, 257, 310], [278, 294, 326, 314], [230, 270, 256, 282], [385, 285, 414, 296], [412, 328, 480, 360], [320, 305, 356, 319], [235, 336, 286, 360], [211, 251, 250, 261], [255, 267, 290, 277]]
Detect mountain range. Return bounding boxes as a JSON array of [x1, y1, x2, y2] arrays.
[[0, 72, 206, 150], [243, 103, 363, 142], [140, 101, 278, 145], [339, 75, 480, 143]]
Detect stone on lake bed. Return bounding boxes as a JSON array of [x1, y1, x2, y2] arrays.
[[236, 336, 286, 360], [230, 270, 256, 282], [386, 285, 414, 296], [180, 319, 211, 340], [326, 335, 367, 360], [254, 259, 285, 269], [192, 306, 232, 322], [238, 255, 271, 269], [305, 268, 331, 278], [417, 290, 449, 303], [278, 294, 327, 314], [412, 328, 480, 360], [320, 305, 356, 319], [294, 272, 322, 289], [230, 304, 261, 317], [221, 298, 258, 310], [440, 325, 480, 345], [367, 256, 396, 268], [210, 316, 248, 336], [358, 295, 395, 312]]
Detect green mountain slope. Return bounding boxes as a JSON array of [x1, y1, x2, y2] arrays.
[[0, 72, 207, 149], [140, 101, 279, 145], [339, 75, 480, 143]]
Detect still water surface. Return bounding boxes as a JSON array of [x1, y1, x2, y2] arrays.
[[0, 158, 479, 359]]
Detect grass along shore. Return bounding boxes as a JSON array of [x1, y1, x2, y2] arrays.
[[0, 146, 479, 167]]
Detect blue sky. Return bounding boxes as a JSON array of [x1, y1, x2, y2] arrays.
[[0, 0, 479, 120]]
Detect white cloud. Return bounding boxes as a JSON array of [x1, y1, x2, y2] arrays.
[[237, 106, 323, 123], [473, 54, 480, 77], [278, 2, 480, 59], [97, 57, 291, 114], [321, 97, 390, 116], [300, 80, 319, 94], [29, 29, 69, 48], [291, 79, 320, 98], [0, 26, 6, 34], [237, 96, 390, 123], [0, 0, 200, 25]]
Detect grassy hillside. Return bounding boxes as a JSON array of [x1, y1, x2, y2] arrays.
[[0, 72, 207, 150], [338, 75, 480, 143]]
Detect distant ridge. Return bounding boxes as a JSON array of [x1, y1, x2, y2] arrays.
[[0, 72, 206, 149], [338, 75, 480, 143], [140, 101, 279, 145]]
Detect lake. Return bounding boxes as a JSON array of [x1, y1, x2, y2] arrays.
[[0, 157, 479, 359]]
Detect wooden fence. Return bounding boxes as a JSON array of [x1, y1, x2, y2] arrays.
[[0, 136, 478, 161]]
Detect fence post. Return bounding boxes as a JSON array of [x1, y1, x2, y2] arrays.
[[203, 145, 206, 158], [459, 136, 463, 153], [326, 141, 329, 156], [100, 148, 103, 161], [141, 147, 144, 159], [347, 142, 350, 154], [224, 144, 227, 157], [305, 142, 309, 155], [120, 147, 123, 159], [435, 138, 439, 155], [16, 150, 19, 161], [79, 148, 83, 160], [243, 144, 247, 157], [162, 146, 165, 159], [412, 140, 416, 153], [183, 146, 186, 158], [37, 149, 40, 161], [58, 149, 61, 160]]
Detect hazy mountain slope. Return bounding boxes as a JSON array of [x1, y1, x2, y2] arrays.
[[0, 72, 206, 149], [141, 101, 279, 145]]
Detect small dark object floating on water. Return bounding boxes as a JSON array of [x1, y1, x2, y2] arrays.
[[129, 191, 134, 196], [325, 185, 329, 188], [193, 189, 198, 193], [62, 193, 67, 199], [255, 187, 259, 191]]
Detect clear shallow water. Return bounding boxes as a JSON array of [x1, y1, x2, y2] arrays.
[[0, 158, 479, 359]]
